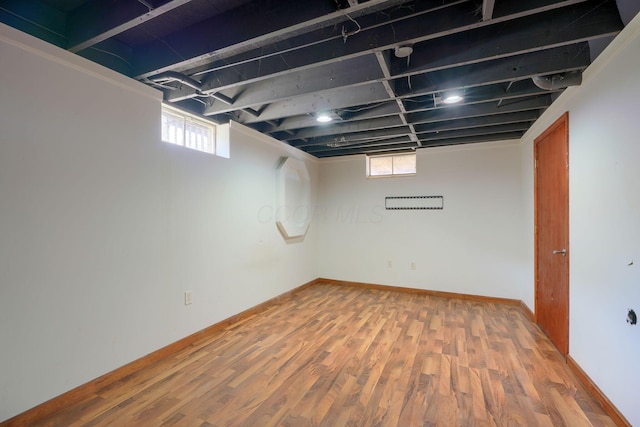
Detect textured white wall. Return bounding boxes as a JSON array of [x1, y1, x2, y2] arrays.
[[316, 141, 530, 301], [520, 13, 640, 425], [0, 24, 317, 421]]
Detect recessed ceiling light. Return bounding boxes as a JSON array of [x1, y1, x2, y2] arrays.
[[316, 113, 333, 123], [442, 93, 463, 104]]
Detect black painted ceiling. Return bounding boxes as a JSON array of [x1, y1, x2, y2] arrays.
[[2, 0, 637, 157]]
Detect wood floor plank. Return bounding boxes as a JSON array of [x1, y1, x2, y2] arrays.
[[27, 283, 619, 426]]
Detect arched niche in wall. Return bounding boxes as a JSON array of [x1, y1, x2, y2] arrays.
[[276, 157, 311, 239]]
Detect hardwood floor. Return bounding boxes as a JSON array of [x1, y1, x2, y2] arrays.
[[30, 283, 615, 426]]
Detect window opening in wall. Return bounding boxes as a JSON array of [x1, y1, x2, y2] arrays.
[[367, 153, 416, 177], [161, 105, 216, 155]]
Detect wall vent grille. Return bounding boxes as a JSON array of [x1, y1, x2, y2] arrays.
[[385, 196, 444, 210]]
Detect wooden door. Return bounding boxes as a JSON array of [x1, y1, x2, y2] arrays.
[[535, 112, 569, 356]]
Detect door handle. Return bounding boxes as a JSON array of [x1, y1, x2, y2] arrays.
[[552, 249, 567, 256]]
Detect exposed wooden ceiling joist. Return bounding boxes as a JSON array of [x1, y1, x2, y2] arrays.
[[1, 0, 632, 157]]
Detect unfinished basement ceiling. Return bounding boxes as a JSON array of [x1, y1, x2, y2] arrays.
[[2, 0, 638, 158]]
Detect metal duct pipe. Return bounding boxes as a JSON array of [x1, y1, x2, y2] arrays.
[[532, 71, 582, 90]]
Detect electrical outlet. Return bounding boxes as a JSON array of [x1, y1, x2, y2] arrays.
[[410, 261, 416, 270], [184, 290, 193, 306], [388, 260, 392, 268]]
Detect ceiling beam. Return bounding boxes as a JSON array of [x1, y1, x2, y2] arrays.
[[132, 0, 415, 78], [246, 46, 583, 132], [491, 0, 588, 19], [142, 0, 594, 98], [403, 80, 558, 113], [246, 100, 404, 134], [256, 78, 556, 133], [310, 140, 418, 157], [418, 122, 531, 142], [268, 80, 560, 134], [292, 126, 413, 149], [418, 132, 524, 148], [304, 135, 413, 154], [483, 0, 496, 20], [157, 0, 470, 99], [413, 110, 541, 134], [309, 138, 416, 158], [163, 0, 614, 110], [305, 133, 527, 157], [409, 96, 552, 125], [390, 0, 622, 78], [67, 0, 194, 53], [375, 51, 420, 145], [394, 44, 591, 96], [276, 116, 406, 140], [338, 102, 405, 122], [230, 83, 393, 125], [199, 55, 385, 115]]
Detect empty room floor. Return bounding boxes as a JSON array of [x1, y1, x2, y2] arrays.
[[30, 283, 614, 426]]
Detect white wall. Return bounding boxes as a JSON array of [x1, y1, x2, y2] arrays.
[[317, 141, 530, 301], [0, 24, 317, 421], [520, 14, 640, 425]]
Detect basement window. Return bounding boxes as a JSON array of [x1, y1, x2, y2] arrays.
[[161, 106, 216, 155], [366, 153, 416, 177]]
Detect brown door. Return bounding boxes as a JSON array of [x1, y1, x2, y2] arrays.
[[535, 112, 570, 356]]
